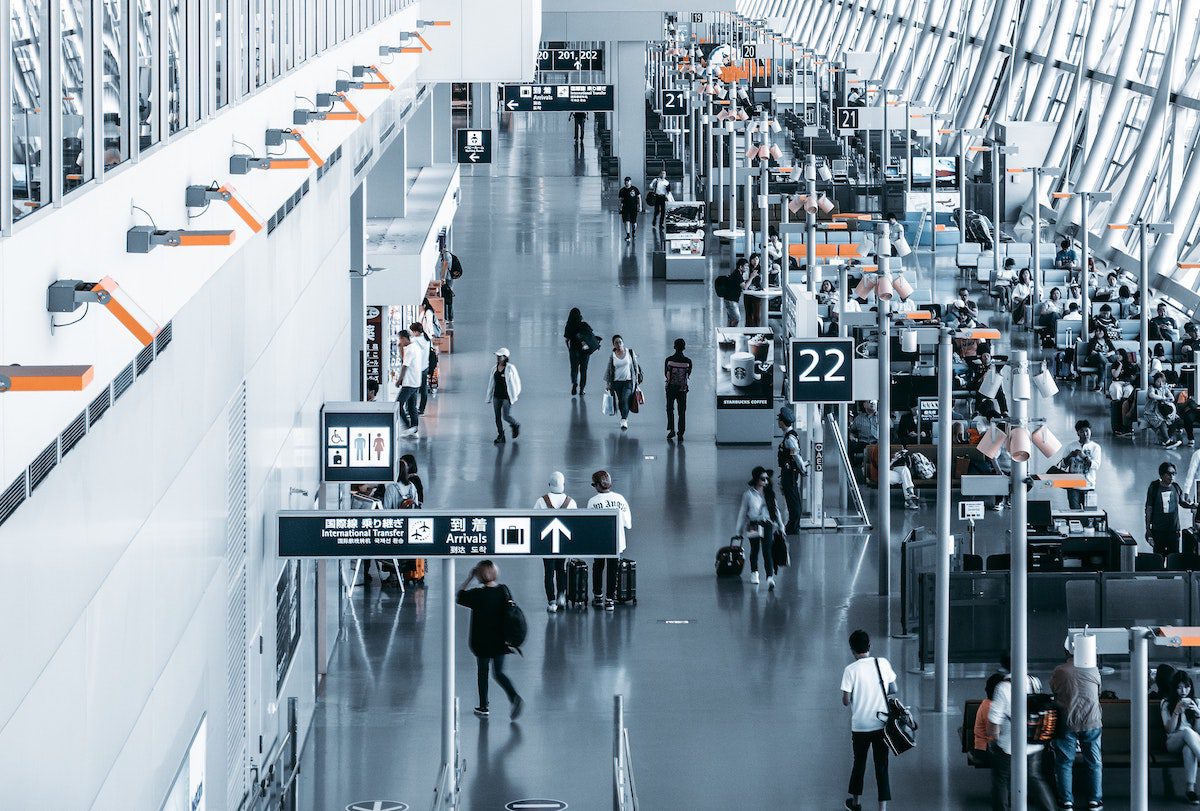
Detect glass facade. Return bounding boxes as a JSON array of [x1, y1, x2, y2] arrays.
[[6, 0, 414, 230]]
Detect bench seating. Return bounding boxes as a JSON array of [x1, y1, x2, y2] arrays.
[[864, 444, 989, 489]]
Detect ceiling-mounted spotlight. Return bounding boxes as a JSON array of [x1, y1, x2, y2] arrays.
[[46, 277, 160, 346], [185, 183, 263, 232]]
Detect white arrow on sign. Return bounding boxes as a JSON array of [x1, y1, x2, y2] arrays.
[[573, 59, 582, 71], [539, 519, 572, 554], [506, 100, 519, 110], [470, 152, 479, 162]]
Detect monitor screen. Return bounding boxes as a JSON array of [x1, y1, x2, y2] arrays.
[[911, 156, 958, 189], [1028, 500, 1053, 530]]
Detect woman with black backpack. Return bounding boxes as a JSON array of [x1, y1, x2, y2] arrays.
[[564, 308, 600, 396], [457, 560, 525, 720]]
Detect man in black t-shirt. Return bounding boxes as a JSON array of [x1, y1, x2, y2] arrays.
[[1146, 461, 1196, 556], [618, 176, 642, 241], [570, 111, 587, 142], [664, 338, 693, 441]]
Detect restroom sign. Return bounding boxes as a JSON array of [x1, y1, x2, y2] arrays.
[[456, 129, 492, 164], [321, 401, 400, 484]]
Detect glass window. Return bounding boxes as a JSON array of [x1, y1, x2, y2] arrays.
[[269, 0, 280, 79], [254, 0, 266, 87], [136, 0, 158, 149], [167, 0, 185, 134], [11, 0, 47, 219], [61, 0, 91, 193], [214, 0, 228, 108], [101, 0, 129, 168]]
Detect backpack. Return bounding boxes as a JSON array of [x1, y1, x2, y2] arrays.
[[909, 452, 936, 480], [577, 325, 602, 355], [713, 273, 730, 298], [500, 586, 527, 653]]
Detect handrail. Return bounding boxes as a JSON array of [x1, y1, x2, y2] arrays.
[[613, 695, 639, 811]]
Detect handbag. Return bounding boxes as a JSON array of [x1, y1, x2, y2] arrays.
[[601, 391, 616, 416], [875, 659, 917, 755], [771, 529, 789, 568]]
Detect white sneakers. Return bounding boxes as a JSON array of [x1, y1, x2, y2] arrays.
[[620, 419, 628, 430], [750, 571, 760, 585], [556, 593, 567, 609], [546, 601, 558, 613], [767, 576, 776, 591]]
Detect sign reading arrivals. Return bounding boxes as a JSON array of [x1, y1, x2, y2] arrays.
[[277, 509, 621, 559], [502, 84, 615, 113]]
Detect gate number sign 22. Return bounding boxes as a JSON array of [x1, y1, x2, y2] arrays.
[[789, 339, 855, 403]]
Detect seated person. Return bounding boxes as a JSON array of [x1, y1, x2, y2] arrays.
[[1151, 302, 1181, 342], [971, 673, 1006, 766], [1083, 325, 1117, 390], [848, 400, 880, 457], [1093, 271, 1121, 301], [1065, 281, 1083, 312], [993, 257, 1017, 307], [1147, 371, 1185, 448], [949, 287, 978, 319], [1150, 342, 1178, 385], [1093, 303, 1121, 341], [1182, 322, 1200, 358], [886, 450, 922, 510], [1010, 268, 1034, 325], [816, 278, 836, 305], [1054, 238, 1077, 270], [1062, 301, 1082, 323], [1037, 287, 1064, 334], [1113, 348, 1141, 384], [892, 295, 918, 314], [895, 404, 931, 444]]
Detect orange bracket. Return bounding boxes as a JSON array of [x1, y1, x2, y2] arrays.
[[416, 32, 433, 51], [1051, 192, 1074, 199], [963, 328, 1002, 340], [0, 365, 95, 393], [1107, 224, 1130, 231], [329, 93, 365, 122], [93, 276, 161, 346], [219, 186, 263, 233]]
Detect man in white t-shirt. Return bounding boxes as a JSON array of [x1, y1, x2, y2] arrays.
[[586, 469, 632, 611], [396, 330, 423, 437], [409, 322, 432, 415], [840, 630, 895, 811], [1050, 419, 1102, 511], [535, 471, 576, 613], [987, 671, 1056, 809]]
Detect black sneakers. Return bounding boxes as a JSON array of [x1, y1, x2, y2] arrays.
[[512, 423, 521, 439], [511, 696, 524, 720], [473, 706, 489, 718], [494, 434, 505, 445]]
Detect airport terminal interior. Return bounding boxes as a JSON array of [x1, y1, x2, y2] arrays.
[[9, 1, 1200, 809]]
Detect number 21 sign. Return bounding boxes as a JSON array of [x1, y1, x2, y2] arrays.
[[789, 338, 855, 403]]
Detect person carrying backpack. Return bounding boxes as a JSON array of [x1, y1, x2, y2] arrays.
[[664, 338, 693, 441], [715, 258, 750, 326], [535, 471, 577, 613], [456, 560, 525, 719], [564, 307, 601, 397]]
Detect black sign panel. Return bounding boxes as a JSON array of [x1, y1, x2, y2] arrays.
[[536, 46, 604, 72], [691, 12, 703, 23], [502, 84, 614, 112], [321, 402, 399, 483], [456, 129, 492, 164], [789, 338, 855, 403], [662, 89, 688, 116], [836, 106, 860, 131], [278, 510, 621, 559], [741, 43, 757, 59]]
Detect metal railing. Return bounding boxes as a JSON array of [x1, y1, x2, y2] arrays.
[[431, 698, 463, 811], [612, 695, 640, 811]]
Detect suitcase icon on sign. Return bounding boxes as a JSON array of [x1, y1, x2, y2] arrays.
[[494, 518, 531, 554]]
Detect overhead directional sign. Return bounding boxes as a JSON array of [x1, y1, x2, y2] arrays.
[[662, 89, 688, 116], [278, 509, 620, 559], [789, 338, 855, 404], [456, 129, 492, 164], [502, 84, 615, 112], [536, 45, 604, 72]]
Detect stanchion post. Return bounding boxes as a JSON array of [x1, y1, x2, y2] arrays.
[[1131, 628, 1150, 811], [934, 327, 953, 712], [442, 559, 456, 772], [1009, 349, 1030, 808], [877, 221, 893, 597]]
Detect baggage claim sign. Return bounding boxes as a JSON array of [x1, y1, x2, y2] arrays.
[[277, 510, 620, 558]]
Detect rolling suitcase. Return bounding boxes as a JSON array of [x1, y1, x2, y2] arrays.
[[402, 558, 426, 585], [565, 559, 589, 609], [716, 537, 746, 577], [614, 558, 637, 605]]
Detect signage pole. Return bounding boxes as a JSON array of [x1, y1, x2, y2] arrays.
[[904, 102, 912, 196], [1140, 220, 1150, 393], [729, 85, 739, 260], [806, 154, 817, 282], [759, 109, 771, 291], [1032, 169, 1042, 325], [992, 144, 1003, 292], [705, 95, 714, 210], [1131, 628, 1150, 811], [781, 197, 791, 338], [929, 113, 938, 270], [441, 558, 456, 782], [877, 221, 893, 597], [934, 327, 953, 712], [1010, 349, 1030, 809], [717, 107, 725, 223], [1080, 194, 1091, 339], [882, 91, 890, 183], [839, 264, 850, 510]]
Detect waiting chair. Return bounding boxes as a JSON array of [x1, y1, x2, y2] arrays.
[[1136, 553, 1167, 572], [961, 554, 984, 572], [985, 553, 1010, 571], [1165, 553, 1200, 571]]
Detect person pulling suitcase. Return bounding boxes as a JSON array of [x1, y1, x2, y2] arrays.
[[587, 469, 633, 611], [534, 471, 577, 613]]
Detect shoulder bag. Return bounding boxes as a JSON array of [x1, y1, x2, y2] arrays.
[[875, 659, 917, 755]]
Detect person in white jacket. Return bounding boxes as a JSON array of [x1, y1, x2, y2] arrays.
[[485, 347, 522, 444], [535, 471, 576, 613], [586, 469, 632, 611]]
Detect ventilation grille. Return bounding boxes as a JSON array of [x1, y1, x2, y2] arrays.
[[225, 384, 250, 811], [380, 122, 396, 144], [353, 148, 374, 176], [135, 343, 155, 375], [60, 412, 87, 458], [112, 362, 136, 400], [155, 322, 173, 353], [317, 145, 343, 180], [267, 180, 311, 235], [28, 441, 58, 492], [0, 474, 27, 527], [88, 388, 111, 426]]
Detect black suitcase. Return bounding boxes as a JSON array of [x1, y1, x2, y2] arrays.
[[615, 558, 637, 604], [565, 559, 589, 609], [716, 538, 745, 577]]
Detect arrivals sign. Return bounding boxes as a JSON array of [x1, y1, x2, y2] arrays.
[[502, 84, 615, 112], [321, 401, 400, 484], [277, 509, 621, 559]]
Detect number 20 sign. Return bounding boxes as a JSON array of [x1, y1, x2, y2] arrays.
[[789, 339, 855, 403]]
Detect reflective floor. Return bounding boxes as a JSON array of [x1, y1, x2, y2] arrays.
[[298, 113, 1187, 809]]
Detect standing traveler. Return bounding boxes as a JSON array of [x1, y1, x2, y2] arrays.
[[396, 330, 422, 437], [485, 347, 522, 445], [587, 470, 632, 611], [420, 297, 442, 341], [987, 668, 1057, 810], [570, 110, 587, 142], [777, 407, 807, 534], [564, 308, 600, 396], [1049, 420, 1102, 511], [717, 258, 751, 327], [1050, 648, 1104, 810], [841, 629, 896, 811], [604, 335, 643, 431], [1145, 461, 1195, 557], [664, 338, 692, 441], [439, 247, 461, 325], [1161, 670, 1200, 803], [456, 560, 525, 720], [535, 471, 577, 613], [618, 176, 642, 241], [648, 169, 671, 230], [399, 453, 424, 504], [409, 322, 432, 414], [734, 465, 782, 589]]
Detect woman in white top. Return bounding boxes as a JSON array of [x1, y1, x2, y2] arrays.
[[420, 297, 442, 340], [648, 170, 672, 230], [1147, 371, 1184, 447], [1162, 670, 1200, 803], [603, 335, 642, 431], [734, 465, 782, 589], [1011, 268, 1034, 326]]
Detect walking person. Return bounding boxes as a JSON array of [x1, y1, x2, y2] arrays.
[[456, 561, 525, 720], [1145, 461, 1195, 557], [485, 347, 522, 445], [604, 335, 643, 431], [587, 470, 632, 611], [648, 169, 671, 230], [569, 110, 587, 143], [987, 667, 1057, 810], [409, 322, 432, 415], [1050, 647, 1104, 810], [396, 330, 422, 437], [618, 176, 642, 242], [535, 471, 576, 613], [564, 307, 600, 396], [841, 629, 896, 811], [734, 465, 781, 589], [1049, 420, 1102, 511], [664, 338, 692, 441], [777, 407, 807, 534], [1161, 670, 1200, 803]]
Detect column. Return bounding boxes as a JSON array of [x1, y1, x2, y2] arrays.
[[367, 133, 407, 217], [614, 41, 647, 188], [408, 95, 436, 169], [432, 82, 454, 164]]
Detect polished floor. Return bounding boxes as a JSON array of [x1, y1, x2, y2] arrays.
[[297, 113, 1189, 809]]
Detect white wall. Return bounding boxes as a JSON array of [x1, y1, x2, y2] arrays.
[[417, 0, 542, 83], [0, 5, 458, 809]]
